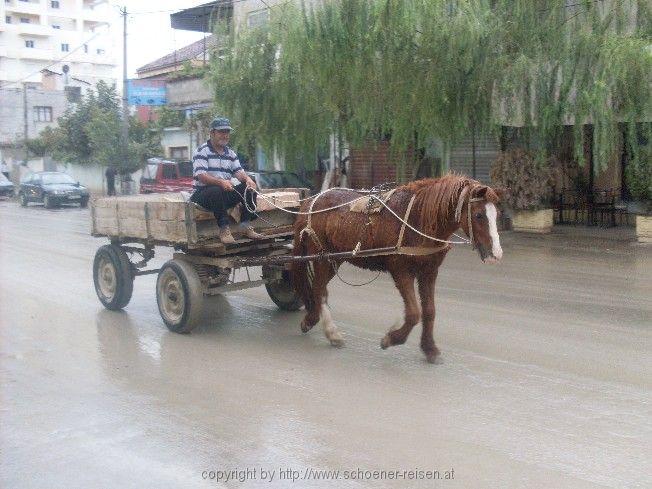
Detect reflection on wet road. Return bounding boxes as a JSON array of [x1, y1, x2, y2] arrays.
[[1, 202, 651, 488]]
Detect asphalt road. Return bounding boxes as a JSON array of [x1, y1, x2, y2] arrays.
[[1, 200, 651, 489]]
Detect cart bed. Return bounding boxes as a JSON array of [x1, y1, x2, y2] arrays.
[[91, 190, 300, 249]]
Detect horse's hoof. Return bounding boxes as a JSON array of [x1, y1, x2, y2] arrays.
[[380, 335, 391, 349], [301, 320, 313, 333], [329, 338, 344, 348], [425, 352, 443, 365]]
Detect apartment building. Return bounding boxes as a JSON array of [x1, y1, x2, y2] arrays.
[[0, 0, 116, 164]]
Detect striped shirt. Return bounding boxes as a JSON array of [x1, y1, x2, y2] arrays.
[[192, 140, 244, 189]]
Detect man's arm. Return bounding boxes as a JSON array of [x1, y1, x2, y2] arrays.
[[198, 173, 234, 191], [234, 169, 257, 190]]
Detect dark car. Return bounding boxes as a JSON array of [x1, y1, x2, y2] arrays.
[[249, 171, 313, 193], [139, 158, 193, 194], [19, 171, 90, 208], [0, 173, 14, 198]]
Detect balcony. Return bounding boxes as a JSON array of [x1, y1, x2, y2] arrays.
[[20, 47, 54, 61], [5, 1, 43, 16], [17, 23, 52, 37]]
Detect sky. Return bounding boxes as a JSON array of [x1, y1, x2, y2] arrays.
[[107, 1, 207, 79]]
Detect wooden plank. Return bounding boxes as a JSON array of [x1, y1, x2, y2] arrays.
[[149, 220, 188, 242]]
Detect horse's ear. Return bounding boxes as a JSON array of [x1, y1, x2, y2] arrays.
[[493, 187, 507, 201]]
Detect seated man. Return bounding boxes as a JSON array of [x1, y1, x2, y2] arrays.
[[190, 117, 265, 244]]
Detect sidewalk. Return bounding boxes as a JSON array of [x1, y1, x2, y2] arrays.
[[500, 224, 646, 253]]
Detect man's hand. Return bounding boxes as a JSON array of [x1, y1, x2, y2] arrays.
[[220, 179, 235, 192], [245, 178, 257, 191]]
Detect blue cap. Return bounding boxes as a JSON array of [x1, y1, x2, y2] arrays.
[[211, 117, 232, 131]]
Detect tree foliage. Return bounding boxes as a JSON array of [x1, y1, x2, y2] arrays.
[[208, 0, 652, 174], [30, 81, 162, 172]]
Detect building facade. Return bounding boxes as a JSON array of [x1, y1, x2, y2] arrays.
[[0, 0, 116, 166]]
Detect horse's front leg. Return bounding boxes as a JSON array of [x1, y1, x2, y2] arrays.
[[417, 269, 441, 364], [301, 261, 343, 347], [380, 270, 420, 349]]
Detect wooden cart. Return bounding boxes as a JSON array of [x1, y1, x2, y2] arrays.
[[91, 190, 306, 333]]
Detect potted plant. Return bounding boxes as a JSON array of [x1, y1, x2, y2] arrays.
[[625, 146, 652, 242], [490, 148, 556, 233]]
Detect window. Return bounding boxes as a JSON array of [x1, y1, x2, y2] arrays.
[[51, 0, 59, 8], [5, 16, 11, 24], [33, 106, 53, 122], [162, 164, 177, 179], [25, 40, 34, 48], [247, 9, 269, 28], [96, 48, 105, 55], [142, 164, 158, 182], [83, 44, 88, 53], [20, 17, 30, 23], [52, 24, 60, 29], [170, 147, 189, 160], [61, 43, 69, 52]]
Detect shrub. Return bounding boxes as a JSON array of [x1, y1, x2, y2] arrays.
[[490, 149, 555, 211]]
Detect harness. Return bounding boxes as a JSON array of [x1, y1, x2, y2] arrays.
[[298, 182, 485, 258], [454, 184, 486, 248]]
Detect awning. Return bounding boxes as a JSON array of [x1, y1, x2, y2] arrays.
[[170, 1, 233, 33]]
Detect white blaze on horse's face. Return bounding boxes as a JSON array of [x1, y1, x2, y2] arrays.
[[485, 203, 503, 263]]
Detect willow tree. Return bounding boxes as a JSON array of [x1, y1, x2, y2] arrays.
[[208, 0, 652, 175]]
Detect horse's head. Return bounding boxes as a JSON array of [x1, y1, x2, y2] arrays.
[[459, 185, 504, 264]]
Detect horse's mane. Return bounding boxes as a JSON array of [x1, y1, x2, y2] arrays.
[[402, 174, 497, 240]]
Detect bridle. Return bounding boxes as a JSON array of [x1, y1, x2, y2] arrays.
[[454, 184, 486, 248]]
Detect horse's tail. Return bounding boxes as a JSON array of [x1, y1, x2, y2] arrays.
[[292, 229, 316, 313]]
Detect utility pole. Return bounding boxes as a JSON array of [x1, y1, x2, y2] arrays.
[[120, 6, 129, 192], [22, 82, 29, 165]]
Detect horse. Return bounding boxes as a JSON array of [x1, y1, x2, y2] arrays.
[[291, 174, 503, 363]]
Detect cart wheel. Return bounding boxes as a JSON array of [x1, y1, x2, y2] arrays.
[[156, 260, 204, 333], [263, 265, 303, 311], [93, 244, 134, 310]]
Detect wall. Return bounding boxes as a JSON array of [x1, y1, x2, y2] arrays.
[[166, 77, 212, 109], [0, 86, 69, 147], [349, 142, 414, 189]]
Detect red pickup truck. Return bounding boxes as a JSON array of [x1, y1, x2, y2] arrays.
[[139, 158, 193, 194], [139, 157, 314, 196]]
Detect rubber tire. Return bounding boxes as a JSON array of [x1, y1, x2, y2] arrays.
[[156, 260, 204, 333], [44, 194, 56, 209], [80, 196, 89, 208], [93, 244, 134, 310], [263, 265, 303, 311], [19, 193, 28, 207]]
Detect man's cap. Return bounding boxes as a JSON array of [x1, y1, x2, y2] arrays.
[[211, 117, 232, 131]]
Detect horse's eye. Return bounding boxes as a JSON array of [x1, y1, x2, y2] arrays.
[[475, 213, 485, 220]]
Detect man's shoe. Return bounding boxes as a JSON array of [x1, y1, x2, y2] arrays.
[[243, 226, 265, 240], [218, 226, 236, 244]]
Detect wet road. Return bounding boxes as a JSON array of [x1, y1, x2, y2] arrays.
[[1, 200, 651, 489]]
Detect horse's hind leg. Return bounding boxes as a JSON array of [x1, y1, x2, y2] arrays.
[[417, 269, 441, 364], [380, 270, 420, 349]]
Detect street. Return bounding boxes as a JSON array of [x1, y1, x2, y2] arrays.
[[1, 200, 651, 489]]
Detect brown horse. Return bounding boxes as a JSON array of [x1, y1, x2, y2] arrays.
[[291, 174, 503, 363]]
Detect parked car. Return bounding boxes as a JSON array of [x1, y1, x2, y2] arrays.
[[139, 157, 312, 195], [139, 158, 193, 193], [249, 171, 313, 194], [18, 171, 89, 208], [0, 173, 14, 198]]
